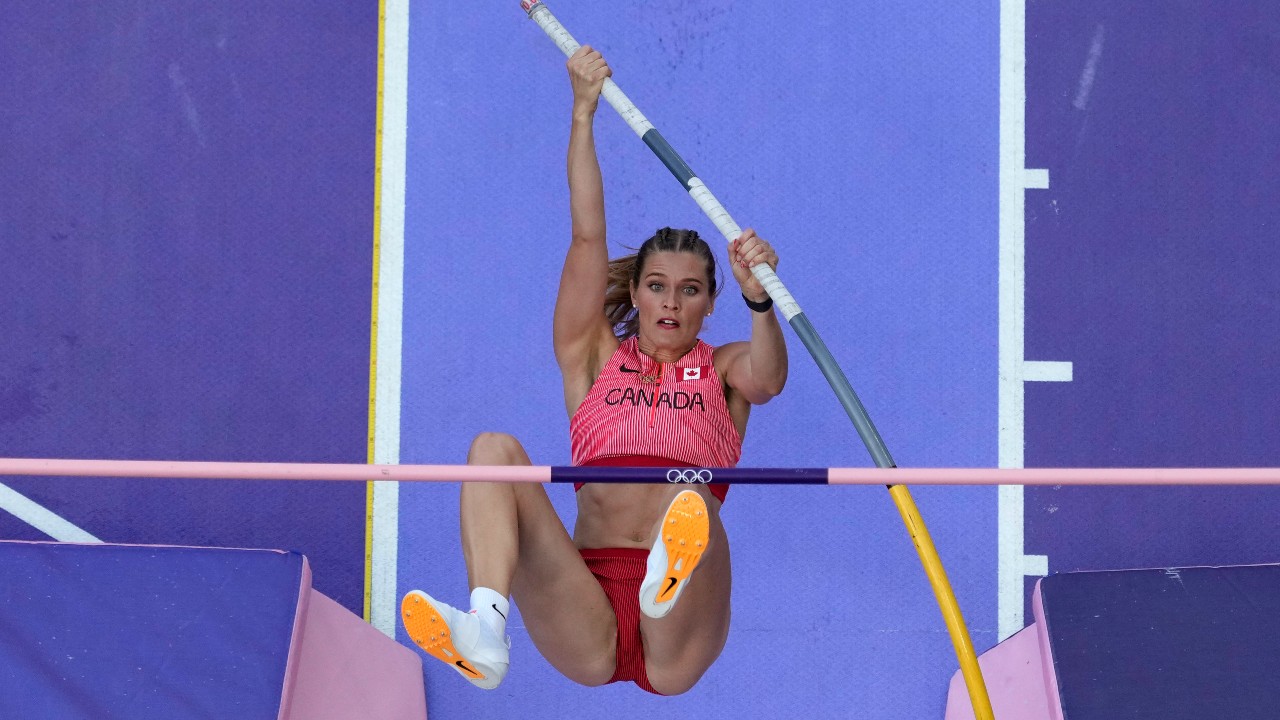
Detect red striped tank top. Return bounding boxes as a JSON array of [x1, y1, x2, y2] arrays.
[[570, 337, 742, 468]]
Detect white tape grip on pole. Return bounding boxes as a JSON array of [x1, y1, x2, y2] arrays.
[[687, 178, 742, 241], [601, 83, 655, 136], [530, 6, 655, 137], [686, 179, 802, 319], [528, 5, 579, 55], [751, 265, 801, 320]]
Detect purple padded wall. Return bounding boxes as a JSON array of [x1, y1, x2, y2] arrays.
[[0, 1, 376, 611], [1023, 1, 1280, 607]]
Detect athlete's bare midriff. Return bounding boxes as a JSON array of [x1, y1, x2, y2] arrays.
[[572, 483, 722, 550]]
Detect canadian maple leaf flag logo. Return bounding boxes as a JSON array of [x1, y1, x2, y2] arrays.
[[683, 367, 701, 381]]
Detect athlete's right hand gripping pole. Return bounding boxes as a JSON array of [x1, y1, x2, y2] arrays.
[[520, 2, 994, 717]]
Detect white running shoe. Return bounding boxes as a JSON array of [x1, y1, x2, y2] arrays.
[[639, 489, 711, 618], [401, 590, 511, 690]]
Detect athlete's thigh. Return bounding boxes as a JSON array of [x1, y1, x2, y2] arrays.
[[639, 488, 733, 695], [509, 484, 618, 686]]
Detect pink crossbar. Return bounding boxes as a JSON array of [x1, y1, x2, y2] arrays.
[[2, 457, 1280, 484]]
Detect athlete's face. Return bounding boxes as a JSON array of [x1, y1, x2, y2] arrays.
[[630, 251, 714, 356]]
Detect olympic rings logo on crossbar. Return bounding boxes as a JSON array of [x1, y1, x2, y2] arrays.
[[666, 469, 713, 484]]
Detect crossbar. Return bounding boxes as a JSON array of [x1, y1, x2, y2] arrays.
[[3, 458, 1278, 485]]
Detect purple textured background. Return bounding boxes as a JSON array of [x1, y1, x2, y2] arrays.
[[0, 2, 376, 611], [1024, 3, 1280, 578], [5, 0, 1275, 716]]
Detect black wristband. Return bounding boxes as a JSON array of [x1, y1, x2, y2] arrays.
[[742, 293, 774, 313]]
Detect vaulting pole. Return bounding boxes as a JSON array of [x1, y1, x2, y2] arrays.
[[518, 2, 993, 716]]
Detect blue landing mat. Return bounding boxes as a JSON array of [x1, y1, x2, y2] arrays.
[[1042, 565, 1280, 719], [0, 541, 305, 720]]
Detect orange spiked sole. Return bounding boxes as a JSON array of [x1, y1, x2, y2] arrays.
[[401, 592, 487, 682], [655, 490, 710, 606]]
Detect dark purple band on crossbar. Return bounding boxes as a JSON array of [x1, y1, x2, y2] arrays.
[[549, 466, 830, 484]]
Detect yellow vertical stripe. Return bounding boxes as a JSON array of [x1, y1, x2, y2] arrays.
[[365, 0, 388, 623]]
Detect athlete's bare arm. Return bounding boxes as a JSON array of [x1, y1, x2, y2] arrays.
[[715, 229, 787, 429], [554, 46, 621, 415]]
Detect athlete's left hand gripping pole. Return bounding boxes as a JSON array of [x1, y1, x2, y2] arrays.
[[520, 2, 994, 718]]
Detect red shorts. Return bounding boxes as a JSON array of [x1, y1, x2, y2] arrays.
[[574, 455, 730, 503], [579, 547, 663, 695]]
